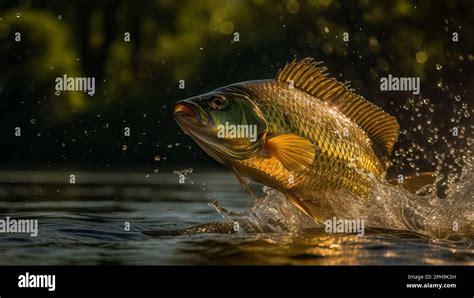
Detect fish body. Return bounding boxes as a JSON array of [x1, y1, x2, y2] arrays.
[[174, 58, 399, 222]]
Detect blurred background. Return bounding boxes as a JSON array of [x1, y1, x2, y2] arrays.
[[0, 0, 472, 176]]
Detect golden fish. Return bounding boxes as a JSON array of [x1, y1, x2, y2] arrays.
[[174, 58, 401, 222]]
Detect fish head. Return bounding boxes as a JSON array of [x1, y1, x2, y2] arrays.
[[174, 87, 267, 164]]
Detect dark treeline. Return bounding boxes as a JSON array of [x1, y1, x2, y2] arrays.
[[0, 0, 472, 175]]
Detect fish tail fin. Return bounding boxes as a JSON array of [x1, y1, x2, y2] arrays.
[[388, 171, 436, 193]]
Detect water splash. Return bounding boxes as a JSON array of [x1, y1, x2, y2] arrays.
[[323, 161, 474, 239], [391, 91, 472, 198], [173, 168, 193, 176], [211, 94, 473, 240], [210, 187, 315, 233], [211, 161, 473, 239]]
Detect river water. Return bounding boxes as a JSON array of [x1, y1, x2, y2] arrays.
[[0, 170, 472, 265]]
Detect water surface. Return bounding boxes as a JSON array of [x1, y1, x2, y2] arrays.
[[0, 170, 472, 265]]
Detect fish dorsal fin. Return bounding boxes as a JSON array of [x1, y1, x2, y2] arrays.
[[276, 58, 400, 157]]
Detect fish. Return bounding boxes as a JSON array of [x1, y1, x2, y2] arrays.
[[173, 58, 401, 223]]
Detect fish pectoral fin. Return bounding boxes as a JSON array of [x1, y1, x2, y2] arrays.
[[388, 171, 436, 194], [284, 190, 313, 219], [263, 134, 315, 172], [231, 166, 260, 200]]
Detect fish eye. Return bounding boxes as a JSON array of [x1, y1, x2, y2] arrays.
[[209, 95, 226, 110]]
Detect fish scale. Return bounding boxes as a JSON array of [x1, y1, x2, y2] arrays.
[[234, 80, 379, 201], [174, 58, 400, 222]]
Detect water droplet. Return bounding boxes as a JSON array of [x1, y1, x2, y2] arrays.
[[435, 64, 442, 70], [173, 168, 193, 176], [58, 15, 62, 20], [16, 13, 21, 18], [154, 155, 160, 161], [415, 51, 428, 64], [286, 0, 300, 14], [30, 119, 36, 124], [121, 144, 128, 151], [454, 94, 461, 101]]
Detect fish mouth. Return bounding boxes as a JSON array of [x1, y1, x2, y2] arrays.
[[173, 100, 261, 162], [173, 101, 212, 126], [173, 107, 227, 163], [174, 102, 203, 136], [173, 103, 242, 162], [173, 102, 197, 118], [174, 100, 217, 143]]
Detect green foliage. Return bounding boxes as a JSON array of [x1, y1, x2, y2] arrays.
[[0, 10, 84, 123], [0, 0, 472, 167]]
